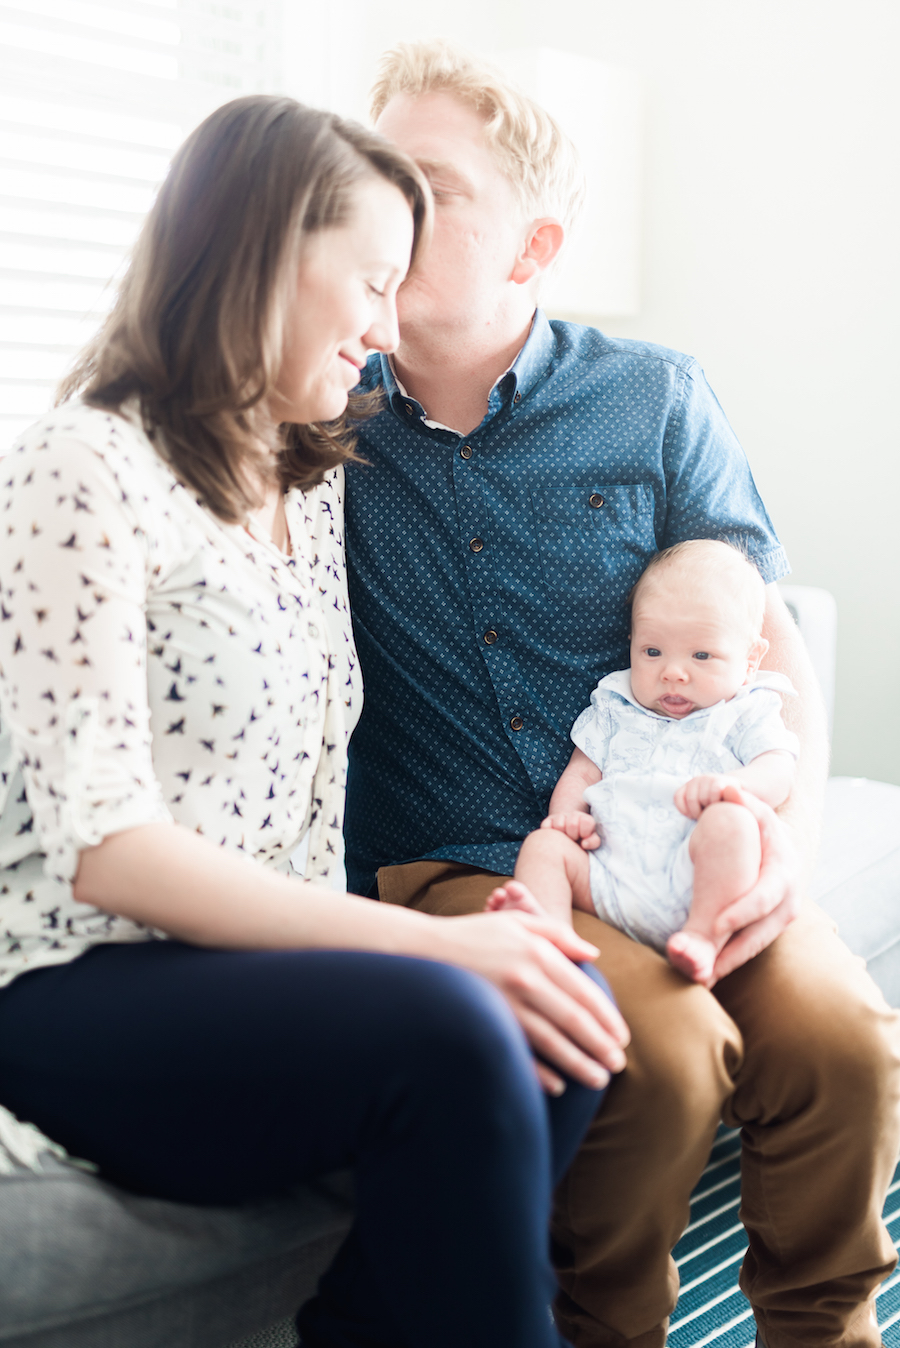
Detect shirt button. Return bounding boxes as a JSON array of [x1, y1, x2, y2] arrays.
[[514, 392, 521, 403], [484, 629, 498, 645], [470, 537, 484, 553], [460, 445, 473, 459], [589, 493, 605, 508], [509, 715, 524, 731], [404, 403, 414, 415]]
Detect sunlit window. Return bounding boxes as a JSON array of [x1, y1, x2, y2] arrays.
[[0, 0, 286, 448]]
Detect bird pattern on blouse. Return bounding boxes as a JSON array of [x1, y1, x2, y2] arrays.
[[0, 402, 360, 987]]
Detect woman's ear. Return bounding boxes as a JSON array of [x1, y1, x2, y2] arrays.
[[511, 218, 565, 286], [746, 636, 770, 679]]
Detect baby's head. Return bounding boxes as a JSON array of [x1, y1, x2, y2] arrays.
[[629, 540, 768, 719]]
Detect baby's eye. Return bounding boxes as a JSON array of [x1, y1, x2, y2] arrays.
[[646, 647, 661, 658], [693, 651, 710, 661]]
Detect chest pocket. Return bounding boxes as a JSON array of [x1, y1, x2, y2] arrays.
[[531, 483, 657, 600]]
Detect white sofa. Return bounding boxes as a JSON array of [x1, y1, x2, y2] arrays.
[[780, 585, 900, 1006]]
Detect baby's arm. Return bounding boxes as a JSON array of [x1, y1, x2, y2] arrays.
[[543, 747, 604, 850], [675, 751, 796, 821]]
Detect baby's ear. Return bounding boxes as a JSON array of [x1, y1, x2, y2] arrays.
[[746, 636, 769, 678]]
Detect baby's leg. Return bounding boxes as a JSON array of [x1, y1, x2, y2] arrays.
[[487, 828, 593, 926], [667, 802, 761, 986]]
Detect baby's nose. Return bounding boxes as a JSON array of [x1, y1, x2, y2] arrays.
[[663, 662, 689, 682]]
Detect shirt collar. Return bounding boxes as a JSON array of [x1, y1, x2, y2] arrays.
[[506, 308, 556, 405], [375, 308, 557, 432]]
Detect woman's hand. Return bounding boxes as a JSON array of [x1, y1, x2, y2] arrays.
[[76, 823, 629, 1097], [434, 909, 629, 1096]]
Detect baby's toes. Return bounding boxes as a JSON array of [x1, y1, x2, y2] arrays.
[[500, 880, 545, 916]]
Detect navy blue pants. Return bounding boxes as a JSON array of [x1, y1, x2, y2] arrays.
[[0, 941, 610, 1348]]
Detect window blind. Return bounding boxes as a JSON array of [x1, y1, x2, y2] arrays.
[[0, 0, 286, 449]]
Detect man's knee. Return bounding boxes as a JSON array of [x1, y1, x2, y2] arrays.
[[572, 912, 743, 1126], [766, 972, 900, 1116], [719, 907, 900, 1125], [628, 981, 742, 1121]]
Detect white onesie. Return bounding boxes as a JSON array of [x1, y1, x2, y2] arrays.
[[570, 669, 799, 951]]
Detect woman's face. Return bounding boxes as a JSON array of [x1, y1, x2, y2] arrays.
[[271, 175, 415, 425]]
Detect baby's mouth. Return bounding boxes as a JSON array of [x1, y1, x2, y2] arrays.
[[660, 694, 693, 717]]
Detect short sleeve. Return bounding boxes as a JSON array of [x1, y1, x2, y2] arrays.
[[662, 364, 790, 585], [0, 435, 173, 884], [570, 687, 615, 770], [725, 691, 800, 766]]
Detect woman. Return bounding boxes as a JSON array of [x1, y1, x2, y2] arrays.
[[0, 97, 627, 1347]]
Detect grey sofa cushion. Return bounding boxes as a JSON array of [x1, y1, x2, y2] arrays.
[[0, 1156, 352, 1348], [812, 776, 900, 1007]]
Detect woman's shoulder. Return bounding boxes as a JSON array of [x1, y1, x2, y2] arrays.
[[8, 401, 169, 492], [5, 402, 191, 529], [292, 464, 345, 509], [287, 465, 346, 548], [14, 400, 148, 452]]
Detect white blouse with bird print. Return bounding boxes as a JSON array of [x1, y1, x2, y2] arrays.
[[0, 402, 361, 988]]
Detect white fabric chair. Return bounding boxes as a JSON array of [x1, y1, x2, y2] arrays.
[[779, 585, 900, 1006]]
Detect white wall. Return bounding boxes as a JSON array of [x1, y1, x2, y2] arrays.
[[292, 0, 900, 785]]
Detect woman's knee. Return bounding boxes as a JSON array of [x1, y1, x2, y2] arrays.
[[363, 959, 550, 1173], [378, 958, 533, 1089]]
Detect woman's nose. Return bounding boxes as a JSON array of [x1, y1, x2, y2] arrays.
[[364, 298, 400, 355]]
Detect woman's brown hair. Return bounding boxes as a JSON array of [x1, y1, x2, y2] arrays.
[[57, 96, 431, 521]]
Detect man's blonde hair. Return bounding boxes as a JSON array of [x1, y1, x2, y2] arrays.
[[370, 39, 585, 235]]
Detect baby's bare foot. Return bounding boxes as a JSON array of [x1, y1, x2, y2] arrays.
[[666, 929, 718, 987], [485, 880, 546, 917]]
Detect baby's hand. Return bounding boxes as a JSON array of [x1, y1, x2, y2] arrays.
[[675, 774, 743, 819], [540, 812, 602, 850]]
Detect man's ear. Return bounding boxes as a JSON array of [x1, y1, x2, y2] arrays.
[[746, 636, 769, 680], [511, 218, 565, 286]]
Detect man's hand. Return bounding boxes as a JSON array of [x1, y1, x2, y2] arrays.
[[711, 783, 802, 980], [540, 811, 602, 850], [675, 773, 743, 819]]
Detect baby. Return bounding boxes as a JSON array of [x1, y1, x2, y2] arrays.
[[488, 539, 799, 986]]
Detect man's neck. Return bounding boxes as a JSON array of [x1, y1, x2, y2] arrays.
[[392, 312, 536, 436]]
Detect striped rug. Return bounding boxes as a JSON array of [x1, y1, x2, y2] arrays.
[[231, 1129, 900, 1348], [670, 1125, 900, 1346]]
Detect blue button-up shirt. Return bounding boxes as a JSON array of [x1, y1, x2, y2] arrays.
[[344, 313, 789, 895]]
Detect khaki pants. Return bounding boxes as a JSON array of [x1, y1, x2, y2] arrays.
[[378, 860, 900, 1348]]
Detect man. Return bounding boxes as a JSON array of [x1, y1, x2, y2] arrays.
[[343, 39, 900, 1348]]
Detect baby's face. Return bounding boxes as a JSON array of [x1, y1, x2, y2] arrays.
[[629, 593, 765, 719]]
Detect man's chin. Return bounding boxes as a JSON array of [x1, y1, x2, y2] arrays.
[[397, 289, 465, 338]]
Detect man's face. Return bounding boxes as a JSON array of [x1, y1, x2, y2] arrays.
[[374, 91, 530, 339]]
